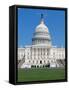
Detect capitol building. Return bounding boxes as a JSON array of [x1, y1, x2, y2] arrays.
[[18, 14, 65, 68]]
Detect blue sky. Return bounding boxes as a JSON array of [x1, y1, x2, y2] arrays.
[[18, 8, 65, 47]]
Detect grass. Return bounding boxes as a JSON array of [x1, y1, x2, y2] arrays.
[[17, 68, 65, 82]]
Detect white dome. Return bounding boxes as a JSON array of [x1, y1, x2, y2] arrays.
[[35, 21, 49, 33], [33, 19, 51, 40], [32, 14, 51, 46]]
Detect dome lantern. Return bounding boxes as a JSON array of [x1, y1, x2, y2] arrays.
[[40, 14, 44, 24]]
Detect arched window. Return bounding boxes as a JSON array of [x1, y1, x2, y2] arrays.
[[36, 61, 38, 64], [44, 60, 45, 63], [33, 61, 34, 63], [40, 61, 42, 64], [29, 60, 30, 63]]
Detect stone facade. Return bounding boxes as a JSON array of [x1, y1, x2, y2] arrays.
[[18, 14, 65, 68]]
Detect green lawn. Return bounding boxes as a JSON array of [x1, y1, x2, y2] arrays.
[[17, 68, 65, 82]]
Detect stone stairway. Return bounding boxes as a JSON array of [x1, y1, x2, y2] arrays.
[[18, 55, 25, 68], [56, 59, 65, 67]]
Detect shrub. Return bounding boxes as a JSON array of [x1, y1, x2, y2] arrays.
[[37, 65, 39, 68]]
